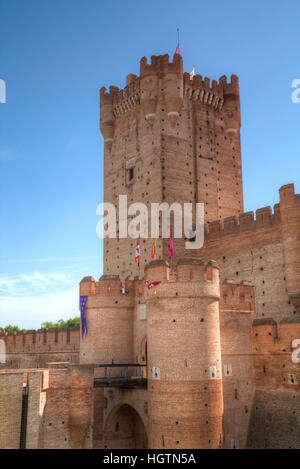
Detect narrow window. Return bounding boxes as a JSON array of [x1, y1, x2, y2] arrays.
[[129, 167, 134, 180]]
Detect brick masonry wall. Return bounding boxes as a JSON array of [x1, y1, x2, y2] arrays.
[[100, 54, 243, 280], [219, 282, 255, 449], [146, 260, 224, 449], [0, 365, 94, 449], [79, 277, 134, 365], [247, 389, 300, 448], [0, 371, 24, 448], [246, 320, 300, 448], [201, 186, 299, 323], [0, 327, 80, 369]]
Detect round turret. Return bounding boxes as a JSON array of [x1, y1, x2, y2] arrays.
[[79, 275, 134, 364], [146, 258, 223, 449], [163, 53, 183, 127], [100, 86, 117, 151], [219, 75, 241, 137], [139, 57, 159, 124]]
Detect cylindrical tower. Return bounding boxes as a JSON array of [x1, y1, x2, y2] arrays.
[[163, 53, 183, 127], [100, 86, 117, 151], [139, 56, 159, 124], [79, 275, 134, 364], [219, 74, 241, 137], [146, 258, 223, 449]]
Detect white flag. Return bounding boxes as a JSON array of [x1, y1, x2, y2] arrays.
[[190, 68, 195, 79]]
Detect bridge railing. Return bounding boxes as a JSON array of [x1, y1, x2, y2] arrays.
[[93, 363, 147, 388]]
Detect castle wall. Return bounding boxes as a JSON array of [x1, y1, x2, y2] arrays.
[[219, 282, 255, 449], [247, 320, 300, 448], [0, 365, 94, 449], [0, 327, 80, 369], [0, 371, 24, 448], [246, 389, 300, 448], [201, 184, 300, 322], [93, 388, 106, 448]]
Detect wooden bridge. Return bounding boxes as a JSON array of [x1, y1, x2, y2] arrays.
[[93, 363, 147, 389]]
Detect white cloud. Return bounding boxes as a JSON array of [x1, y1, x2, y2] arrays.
[[0, 272, 73, 294], [0, 287, 79, 330], [19, 272, 72, 289], [0, 271, 84, 329]]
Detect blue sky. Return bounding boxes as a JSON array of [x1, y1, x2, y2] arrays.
[[0, 0, 299, 329]]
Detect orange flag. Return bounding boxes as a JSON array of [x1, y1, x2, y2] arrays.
[[151, 239, 156, 260]]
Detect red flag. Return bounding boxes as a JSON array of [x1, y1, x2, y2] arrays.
[[170, 230, 174, 258], [175, 43, 180, 55], [151, 239, 156, 260], [135, 237, 140, 267], [145, 280, 161, 290]]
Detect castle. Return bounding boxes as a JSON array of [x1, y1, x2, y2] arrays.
[[0, 52, 299, 449]]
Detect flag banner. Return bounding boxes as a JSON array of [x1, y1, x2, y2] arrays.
[[151, 239, 156, 260], [170, 230, 174, 258], [135, 237, 140, 267], [145, 280, 161, 290], [175, 43, 180, 55], [80, 295, 88, 340]]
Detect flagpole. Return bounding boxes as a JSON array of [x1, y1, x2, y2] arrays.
[[177, 28, 180, 48]]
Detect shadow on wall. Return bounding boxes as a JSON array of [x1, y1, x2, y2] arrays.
[[104, 404, 148, 449]]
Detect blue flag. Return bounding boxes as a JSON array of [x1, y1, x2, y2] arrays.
[[80, 295, 88, 340]]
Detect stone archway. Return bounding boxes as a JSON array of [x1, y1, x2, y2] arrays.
[[104, 404, 148, 449]]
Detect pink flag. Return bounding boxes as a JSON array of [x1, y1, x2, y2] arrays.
[[170, 230, 174, 258], [135, 237, 140, 267], [175, 43, 180, 55]]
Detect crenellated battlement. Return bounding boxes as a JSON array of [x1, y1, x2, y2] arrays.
[[218, 74, 239, 96], [79, 275, 136, 314], [0, 327, 80, 361], [220, 280, 255, 312], [0, 326, 79, 338], [144, 258, 220, 301], [205, 204, 280, 240], [183, 72, 224, 110], [100, 81, 141, 119], [140, 53, 183, 77], [99, 52, 241, 128], [204, 183, 299, 241]]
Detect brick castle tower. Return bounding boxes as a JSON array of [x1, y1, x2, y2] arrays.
[[77, 51, 300, 449], [0, 50, 299, 450], [100, 53, 243, 278]]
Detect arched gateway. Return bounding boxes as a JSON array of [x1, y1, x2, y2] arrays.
[[104, 404, 147, 449]]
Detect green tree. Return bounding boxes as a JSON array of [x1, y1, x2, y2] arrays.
[[2, 325, 26, 333], [40, 317, 80, 330]]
